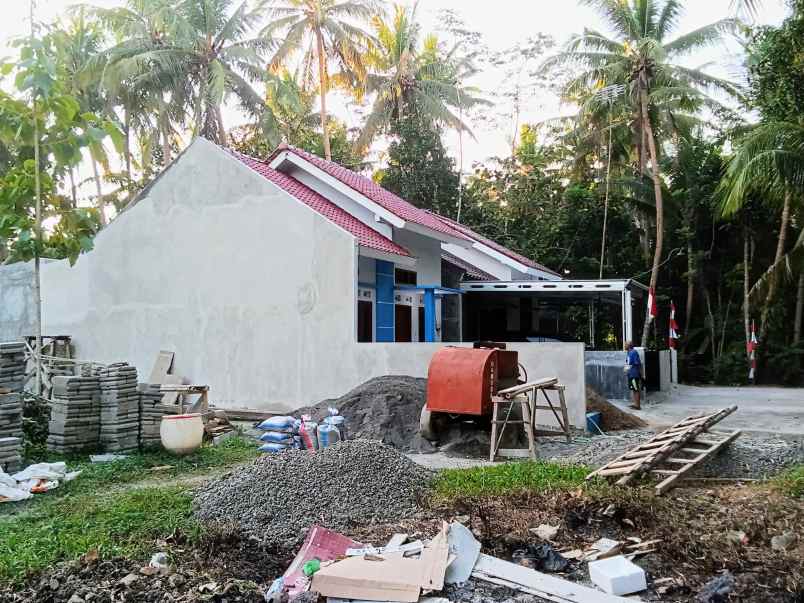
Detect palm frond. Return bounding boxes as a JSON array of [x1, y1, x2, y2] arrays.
[[663, 18, 740, 56]]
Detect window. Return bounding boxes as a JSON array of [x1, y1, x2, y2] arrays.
[[395, 269, 417, 286]]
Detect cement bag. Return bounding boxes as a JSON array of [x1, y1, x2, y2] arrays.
[[259, 431, 295, 445], [258, 443, 291, 453], [317, 422, 341, 449], [257, 416, 296, 432]]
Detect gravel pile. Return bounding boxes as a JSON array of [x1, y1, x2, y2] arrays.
[[194, 440, 432, 547], [694, 435, 804, 479], [296, 376, 426, 450]]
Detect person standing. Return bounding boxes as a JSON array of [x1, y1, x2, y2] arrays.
[[624, 341, 642, 410]]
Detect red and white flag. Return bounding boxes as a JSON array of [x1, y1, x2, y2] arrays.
[[747, 320, 758, 381], [668, 300, 680, 349], [647, 287, 657, 321]]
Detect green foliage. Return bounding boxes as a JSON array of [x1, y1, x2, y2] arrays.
[[379, 111, 459, 217], [773, 464, 804, 498], [0, 486, 198, 582], [432, 460, 589, 498]]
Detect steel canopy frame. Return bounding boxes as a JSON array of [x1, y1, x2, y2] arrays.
[[459, 279, 647, 346]]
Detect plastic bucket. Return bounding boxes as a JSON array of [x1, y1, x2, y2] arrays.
[[160, 413, 204, 455], [586, 411, 603, 434]]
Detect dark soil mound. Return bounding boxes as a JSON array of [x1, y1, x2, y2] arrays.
[[586, 386, 648, 431], [296, 376, 426, 450]]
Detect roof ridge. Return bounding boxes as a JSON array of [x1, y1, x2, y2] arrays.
[[223, 146, 411, 259]]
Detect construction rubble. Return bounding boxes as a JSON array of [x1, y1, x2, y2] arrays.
[[0, 342, 26, 472], [267, 520, 646, 603]]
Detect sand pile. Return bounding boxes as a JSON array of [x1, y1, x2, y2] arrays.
[[586, 386, 648, 431]]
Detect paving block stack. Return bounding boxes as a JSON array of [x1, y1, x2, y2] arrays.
[[47, 375, 101, 454], [0, 342, 27, 472], [96, 363, 140, 453], [138, 383, 165, 448]]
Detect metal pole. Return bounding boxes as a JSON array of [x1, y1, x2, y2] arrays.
[[30, 0, 43, 396]]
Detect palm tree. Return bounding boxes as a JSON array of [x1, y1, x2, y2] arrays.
[[550, 0, 740, 346], [354, 3, 484, 154], [720, 121, 804, 343], [97, 0, 274, 146], [263, 0, 384, 160]]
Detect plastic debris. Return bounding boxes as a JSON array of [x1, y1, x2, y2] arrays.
[[512, 542, 569, 573], [696, 571, 736, 603]]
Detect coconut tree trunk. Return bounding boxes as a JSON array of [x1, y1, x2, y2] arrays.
[[759, 189, 792, 342], [639, 84, 664, 348], [315, 26, 332, 161], [90, 157, 107, 226], [685, 238, 694, 332], [162, 121, 172, 165], [743, 223, 751, 360], [124, 109, 132, 185], [194, 65, 208, 140], [794, 272, 804, 345], [215, 105, 227, 146]]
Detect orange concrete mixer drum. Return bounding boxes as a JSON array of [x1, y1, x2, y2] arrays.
[[421, 345, 520, 440]]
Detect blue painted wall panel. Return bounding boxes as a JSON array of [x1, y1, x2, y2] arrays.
[[375, 259, 395, 342]]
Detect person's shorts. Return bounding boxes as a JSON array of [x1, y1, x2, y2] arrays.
[[628, 376, 642, 391]]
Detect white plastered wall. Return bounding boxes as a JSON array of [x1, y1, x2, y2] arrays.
[[39, 138, 358, 406]]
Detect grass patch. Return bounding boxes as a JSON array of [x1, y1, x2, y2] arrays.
[[0, 485, 199, 583], [773, 464, 804, 498], [433, 460, 590, 499]]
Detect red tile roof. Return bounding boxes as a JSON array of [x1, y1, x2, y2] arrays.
[[432, 213, 561, 277], [227, 149, 411, 258], [270, 145, 470, 241]]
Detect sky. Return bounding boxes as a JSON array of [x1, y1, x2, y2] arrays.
[[0, 0, 791, 193]]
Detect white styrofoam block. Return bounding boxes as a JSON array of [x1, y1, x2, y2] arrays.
[[589, 555, 647, 596]]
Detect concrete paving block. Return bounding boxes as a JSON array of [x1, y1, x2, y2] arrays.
[[589, 555, 647, 596]]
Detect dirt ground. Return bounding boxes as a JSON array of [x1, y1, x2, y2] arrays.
[[3, 477, 801, 603]]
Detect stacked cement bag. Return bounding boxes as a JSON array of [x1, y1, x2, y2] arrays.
[[256, 416, 299, 452], [96, 363, 140, 453], [47, 375, 101, 454], [138, 383, 165, 449]]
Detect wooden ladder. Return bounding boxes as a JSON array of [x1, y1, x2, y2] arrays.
[[587, 406, 740, 495]]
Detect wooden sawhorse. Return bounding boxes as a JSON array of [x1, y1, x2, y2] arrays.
[[489, 377, 571, 461]]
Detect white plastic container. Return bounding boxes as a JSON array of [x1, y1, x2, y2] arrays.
[[160, 413, 204, 455], [589, 555, 647, 596]]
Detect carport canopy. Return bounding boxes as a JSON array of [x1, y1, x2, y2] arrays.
[[459, 279, 647, 349]]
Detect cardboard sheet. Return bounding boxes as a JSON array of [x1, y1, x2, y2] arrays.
[[284, 526, 361, 597]]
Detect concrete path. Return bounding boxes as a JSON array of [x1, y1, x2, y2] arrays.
[[614, 384, 804, 437]]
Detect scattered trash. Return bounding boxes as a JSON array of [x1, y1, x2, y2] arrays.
[[529, 523, 560, 541], [589, 555, 647, 596], [90, 453, 129, 463], [472, 552, 633, 602], [770, 530, 796, 551], [445, 521, 481, 585], [148, 552, 169, 569], [0, 462, 80, 502], [512, 542, 569, 573], [583, 537, 623, 561], [696, 571, 736, 603], [281, 526, 361, 598], [726, 530, 749, 545]]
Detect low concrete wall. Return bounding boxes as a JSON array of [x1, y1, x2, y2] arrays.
[[345, 342, 587, 429], [585, 350, 629, 400], [0, 261, 36, 342]]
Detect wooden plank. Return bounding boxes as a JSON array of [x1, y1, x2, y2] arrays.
[[472, 554, 634, 603], [497, 377, 558, 397], [665, 457, 697, 464], [651, 469, 680, 475]]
